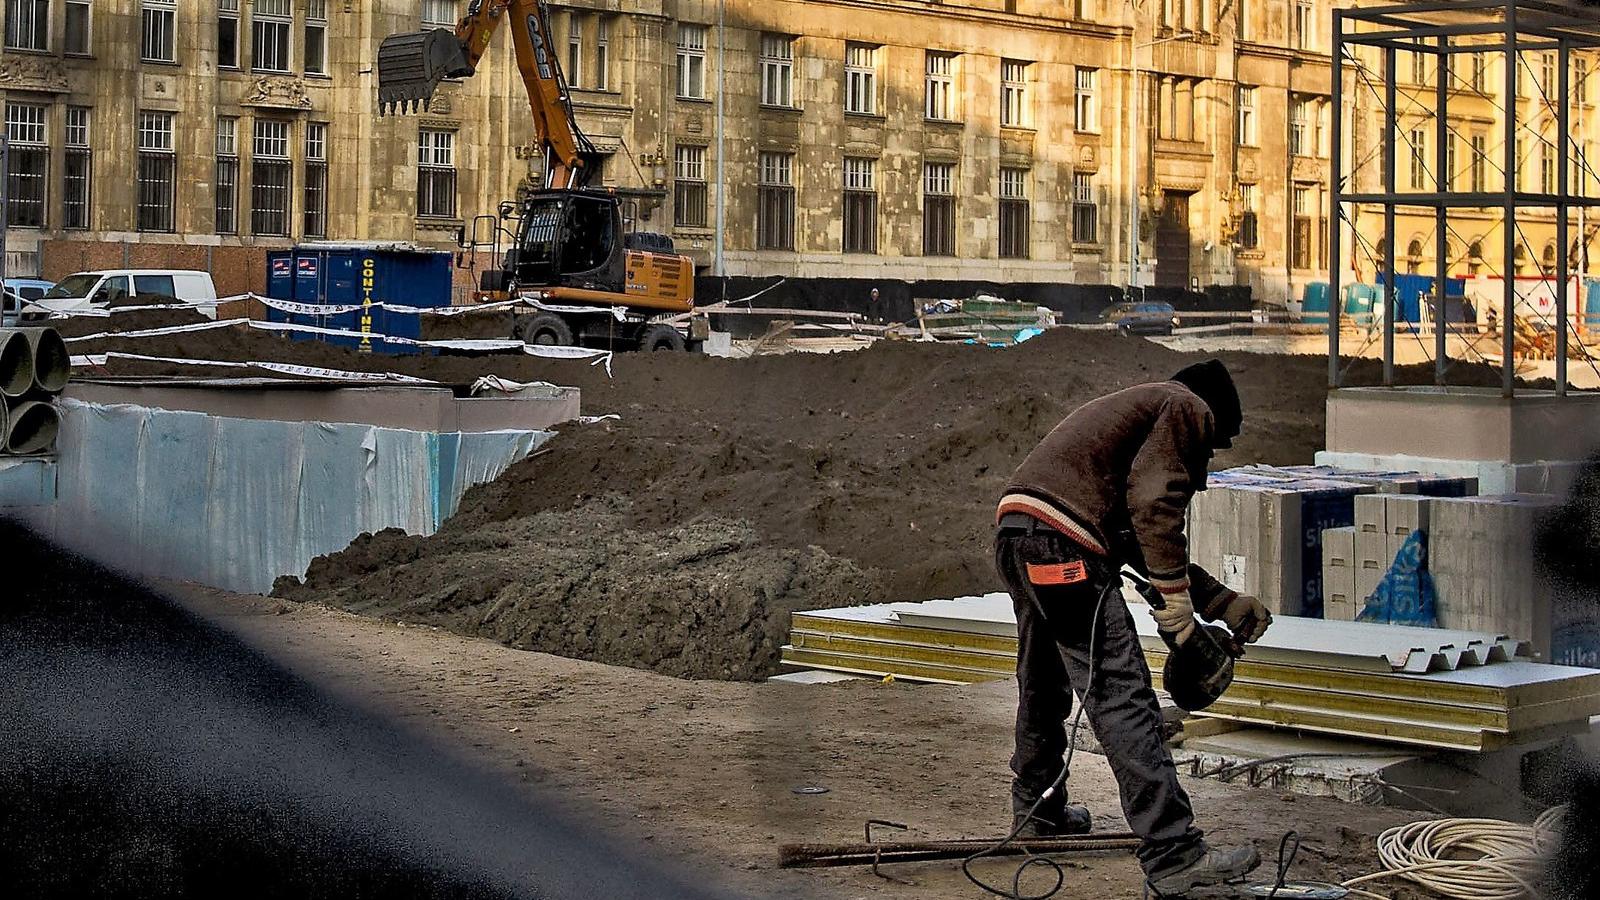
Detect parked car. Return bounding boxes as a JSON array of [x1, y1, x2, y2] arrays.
[[1100, 300, 1181, 336], [26, 270, 219, 320], [1, 278, 53, 325]]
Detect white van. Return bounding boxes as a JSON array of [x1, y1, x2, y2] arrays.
[[26, 270, 219, 320]]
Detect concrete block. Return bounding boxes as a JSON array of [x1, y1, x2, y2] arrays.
[[1322, 526, 1358, 620], [1384, 494, 1433, 560], [1430, 494, 1559, 654]]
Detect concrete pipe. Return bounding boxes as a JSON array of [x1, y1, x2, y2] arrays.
[[19, 327, 68, 394], [0, 329, 35, 398], [5, 400, 60, 455]]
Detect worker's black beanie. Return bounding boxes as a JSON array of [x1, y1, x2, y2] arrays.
[[1171, 359, 1243, 449]]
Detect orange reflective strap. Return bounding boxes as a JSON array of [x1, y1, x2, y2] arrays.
[[1025, 560, 1089, 586]]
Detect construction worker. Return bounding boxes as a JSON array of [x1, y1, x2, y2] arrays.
[[994, 359, 1272, 896]]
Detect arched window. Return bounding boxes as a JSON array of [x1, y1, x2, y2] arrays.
[[1407, 239, 1423, 274], [1468, 240, 1484, 276], [1543, 242, 1558, 272]]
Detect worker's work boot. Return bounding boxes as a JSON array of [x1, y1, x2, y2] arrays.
[[1145, 844, 1261, 896], [1011, 802, 1092, 838]]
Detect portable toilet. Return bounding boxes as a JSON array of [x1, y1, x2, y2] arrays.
[[265, 242, 452, 354], [1302, 282, 1330, 324]]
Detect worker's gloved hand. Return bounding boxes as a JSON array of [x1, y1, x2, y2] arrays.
[[1209, 593, 1272, 644], [1149, 590, 1197, 645]]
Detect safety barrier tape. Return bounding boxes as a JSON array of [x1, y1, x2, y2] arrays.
[[30, 292, 632, 321], [69, 352, 438, 385]]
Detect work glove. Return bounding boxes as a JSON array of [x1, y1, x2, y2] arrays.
[[1208, 593, 1272, 645], [1149, 590, 1197, 645]]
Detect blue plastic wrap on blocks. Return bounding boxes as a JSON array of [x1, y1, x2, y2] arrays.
[[1356, 530, 1440, 627]]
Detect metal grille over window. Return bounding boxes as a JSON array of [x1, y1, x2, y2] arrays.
[[142, 0, 176, 62], [842, 156, 877, 253], [673, 145, 707, 227], [304, 122, 328, 238], [63, 107, 91, 230], [253, 0, 291, 73], [65, 1, 91, 55], [306, 0, 328, 75], [5, 103, 47, 228], [677, 24, 707, 99], [757, 151, 794, 250], [845, 44, 878, 115], [1072, 172, 1098, 244], [137, 111, 176, 233], [215, 117, 239, 235], [760, 35, 794, 107], [5, 0, 48, 51], [1292, 184, 1312, 270], [417, 129, 457, 219], [251, 119, 292, 236], [1237, 183, 1258, 249], [1074, 67, 1097, 132], [999, 167, 1029, 259], [926, 52, 956, 121], [922, 162, 955, 257], [1002, 60, 1029, 127]]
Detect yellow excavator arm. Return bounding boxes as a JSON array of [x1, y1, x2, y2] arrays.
[[377, 0, 594, 188]]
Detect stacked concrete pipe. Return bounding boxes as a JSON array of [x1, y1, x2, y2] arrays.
[[0, 327, 67, 455]]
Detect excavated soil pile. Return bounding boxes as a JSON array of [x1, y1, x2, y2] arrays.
[[236, 326, 1507, 679], [273, 498, 878, 680]]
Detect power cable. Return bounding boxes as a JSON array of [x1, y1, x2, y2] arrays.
[[1338, 807, 1565, 900]]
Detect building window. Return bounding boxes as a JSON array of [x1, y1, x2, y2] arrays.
[[1447, 135, 1459, 191], [566, 11, 582, 89], [1238, 0, 1253, 41], [65, 0, 90, 54], [1075, 67, 1099, 133], [1074, 0, 1097, 19], [842, 156, 877, 253], [1468, 240, 1483, 276], [998, 168, 1029, 259], [252, 0, 291, 73], [673, 144, 707, 228], [595, 17, 611, 91], [1294, 0, 1314, 50], [760, 34, 795, 107], [1238, 183, 1258, 249], [1470, 134, 1487, 192], [422, 0, 457, 27], [4, 0, 47, 51], [63, 107, 90, 230], [1469, 54, 1486, 93], [417, 128, 456, 219], [1071, 172, 1098, 244], [1411, 48, 1427, 85], [1315, 98, 1329, 157], [137, 111, 176, 233], [925, 51, 957, 121], [141, 0, 175, 62], [218, 0, 239, 67], [304, 123, 327, 238], [845, 43, 878, 115], [251, 119, 291, 236], [1002, 60, 1030, 128], [676, 23, 707, 99], [1237, 85, 1257, 146], [757, 151, 795, 251], [922, 162, 955, 257], [216, 117, 239, 235], [1290, 96, 1309, 156], [1542, 51, 1556, 93], [1578, 57, 1589, 103], [1407, 239, 1423, 274], [5, 103, 46, 228], [1541, 140, 1556, 193], [1409, 128, 1428, 190], [305, 0, 327, 75], [1292, 185, 1312, 269]]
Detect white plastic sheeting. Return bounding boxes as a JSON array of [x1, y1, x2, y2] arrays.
[[23, 399, 550, 593]]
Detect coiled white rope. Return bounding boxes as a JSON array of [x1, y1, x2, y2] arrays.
[[1339, 806, 1564, 900]]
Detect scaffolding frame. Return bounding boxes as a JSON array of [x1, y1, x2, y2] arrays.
[[1331, 0, 1600, 396]]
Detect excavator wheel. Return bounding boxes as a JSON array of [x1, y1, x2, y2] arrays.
[[514, 313, 574, 347], [639, 324, 686, 352]]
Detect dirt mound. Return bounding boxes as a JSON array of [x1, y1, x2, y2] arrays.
[[274, 498, 880, 680]]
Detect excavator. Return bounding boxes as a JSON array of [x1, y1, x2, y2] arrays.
[[378, 0, 701, 351]]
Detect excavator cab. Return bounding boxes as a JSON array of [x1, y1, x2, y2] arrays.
[[505, 190, 626, 293], [376, 29, 472, 114]]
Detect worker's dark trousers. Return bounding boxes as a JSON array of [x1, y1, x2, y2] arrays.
[[996, 525, 1206, 879]]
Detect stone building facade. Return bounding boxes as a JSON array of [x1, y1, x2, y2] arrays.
[[0, 0, 1593, 302]]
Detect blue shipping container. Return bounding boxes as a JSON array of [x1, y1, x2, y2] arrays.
[[265, 244, 452, 354]]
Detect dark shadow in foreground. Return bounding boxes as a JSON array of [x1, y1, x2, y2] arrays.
[[1534, 454, 1600, 900], [0, 520, 742, 900]]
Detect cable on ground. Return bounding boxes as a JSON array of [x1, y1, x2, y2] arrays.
[[1339, 806, 1565, 900]]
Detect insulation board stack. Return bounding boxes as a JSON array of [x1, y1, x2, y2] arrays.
[[781, 596, 1600, 752], [1321, 526, 1358, 621], [1430, 493, 1559, 655]]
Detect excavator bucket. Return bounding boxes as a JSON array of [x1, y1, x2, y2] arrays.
[[377, 29, 473, 115]]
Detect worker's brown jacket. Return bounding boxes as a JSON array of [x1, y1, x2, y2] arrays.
[[998, 381, 1234, 610]]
